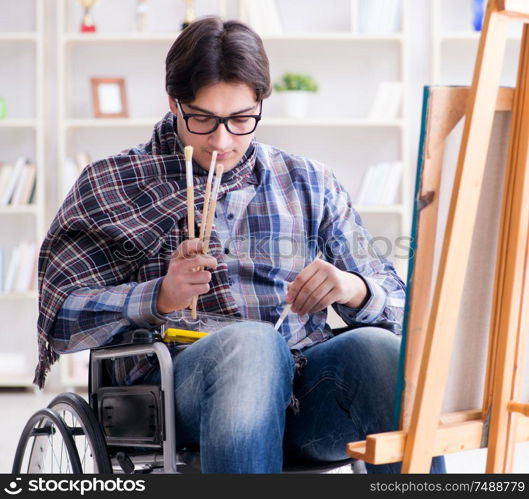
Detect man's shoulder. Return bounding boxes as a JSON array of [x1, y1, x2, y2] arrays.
[[254, 142, 331, 181], [79, 149, 163, 189]]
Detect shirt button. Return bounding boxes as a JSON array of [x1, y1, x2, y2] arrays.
[[224, 247, 230, 255], [227, 213, 234, 220]]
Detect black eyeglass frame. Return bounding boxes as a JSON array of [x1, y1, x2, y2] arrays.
[[175, 100, 263, 136]]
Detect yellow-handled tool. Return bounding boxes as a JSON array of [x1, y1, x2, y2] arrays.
[[163, 328, 209, 344]]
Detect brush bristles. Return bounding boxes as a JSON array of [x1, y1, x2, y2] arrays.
[[207, 151, 217, 181], [184, 145, 193, 162]]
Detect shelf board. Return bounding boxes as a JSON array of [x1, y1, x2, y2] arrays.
[[62, 32, 403, 43], [261, 118, 403, 127], [63, 32, 180, 43], [440, 32, 521, 42], [0, 119, 38, 128], [262, 32, 403, 42], [0, 292, 38, 300], [0, 205, 39, 214], [0, 377, 35, 387], [65, 118, 403, 129], [0, 33, 38, 42], [65, 118, 156, 128], [355, 204, 405, 214]]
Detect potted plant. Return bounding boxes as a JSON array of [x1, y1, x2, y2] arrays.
[[273, 73, 319, 119]]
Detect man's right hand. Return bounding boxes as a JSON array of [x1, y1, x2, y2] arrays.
[[156, 239, 218, 314]]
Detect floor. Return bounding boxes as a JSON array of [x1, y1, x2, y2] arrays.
[[1, 390, 528, 474]]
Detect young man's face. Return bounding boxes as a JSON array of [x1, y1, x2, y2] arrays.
[[169, 81, 260, 172]]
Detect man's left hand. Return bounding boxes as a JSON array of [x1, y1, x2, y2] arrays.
[[285, 259, 368, 316]]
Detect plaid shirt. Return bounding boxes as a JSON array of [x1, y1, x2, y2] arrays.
[[39, 114, 405, 387]]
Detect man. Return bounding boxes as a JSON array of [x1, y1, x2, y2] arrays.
[[35, 17, 445, 473]]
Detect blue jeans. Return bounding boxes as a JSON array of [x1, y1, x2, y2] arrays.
[[144, 322, 446, 474]]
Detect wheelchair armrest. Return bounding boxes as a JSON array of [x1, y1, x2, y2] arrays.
[[91, 328, 163, 351], [370, 321, 401, 334], [332, 320, 402, 336]]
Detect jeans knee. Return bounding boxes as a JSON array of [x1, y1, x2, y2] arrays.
[[203, 322, 294, 415], [208, 321, 294, 378], [333, 327, 401, 381]]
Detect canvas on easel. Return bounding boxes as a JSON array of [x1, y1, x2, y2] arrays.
[[398, 85, 515, 426]]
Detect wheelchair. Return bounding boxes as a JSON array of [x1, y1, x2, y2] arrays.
[[12, 326, 372, 474]]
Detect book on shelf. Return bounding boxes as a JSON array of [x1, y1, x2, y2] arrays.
[[368, 81, 402, 121], [3, 245, 21, 293], [0, 156, 28, 206], [355, 161, 402, 207], [63, 152, 90, 199], [11, 162, 36, 206], [1, 241, 37, 294], [355, 164, 377, 206], [0, 164, 14, 203], [15, 241, 37, 293], [240, 0, 283, 36], [380, 161, 403, 206], [0, 248, 4, 293], [357, 0, 401, 34]]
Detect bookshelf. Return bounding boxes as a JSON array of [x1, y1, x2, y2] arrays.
[[55, 0, 408, 387], [0, 0, 45, 389]]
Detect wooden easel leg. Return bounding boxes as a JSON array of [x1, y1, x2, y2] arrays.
[[401, 4, 508, 473], [485, 23, 529, 474], [482, 50, 524, 421]]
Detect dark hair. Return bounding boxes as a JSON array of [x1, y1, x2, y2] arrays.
[[165, 16, 271, 103]]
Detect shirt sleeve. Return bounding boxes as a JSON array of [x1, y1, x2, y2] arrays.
[[318, 168, 406, 332], [51, 277, 168, 353]]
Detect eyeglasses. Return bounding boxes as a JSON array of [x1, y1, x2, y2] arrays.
[[175, 100, 262, 136]]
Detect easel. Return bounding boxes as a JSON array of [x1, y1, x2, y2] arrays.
[[347, 0, 529, 473]]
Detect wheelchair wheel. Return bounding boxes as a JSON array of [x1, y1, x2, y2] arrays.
[[47, 393, 112, 473], [12, 408, 83, 473]]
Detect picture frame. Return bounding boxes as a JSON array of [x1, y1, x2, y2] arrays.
[[90, 77, 128, 118]]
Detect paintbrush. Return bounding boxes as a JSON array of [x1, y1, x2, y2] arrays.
[[184, 145, 195, 239], [274, 250, 323, 330], [198, 151, 218, 242]]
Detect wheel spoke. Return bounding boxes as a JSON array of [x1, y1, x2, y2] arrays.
[[82, 438, 89, 470], [59, 432, 65, 472], [49, 431, 65, 472], [48, 435, 54, 473]]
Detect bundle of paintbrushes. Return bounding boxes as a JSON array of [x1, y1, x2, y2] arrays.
[[184, 146, 224, 319]]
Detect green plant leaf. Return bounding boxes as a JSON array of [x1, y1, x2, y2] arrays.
[[273, 72, 319, 93]]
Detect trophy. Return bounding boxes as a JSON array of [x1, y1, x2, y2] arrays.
[[181, 0, 195, 30], [79, 0, 99, 33]]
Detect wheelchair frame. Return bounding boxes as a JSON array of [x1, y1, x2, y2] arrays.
[[90, 336, 178, 473]]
